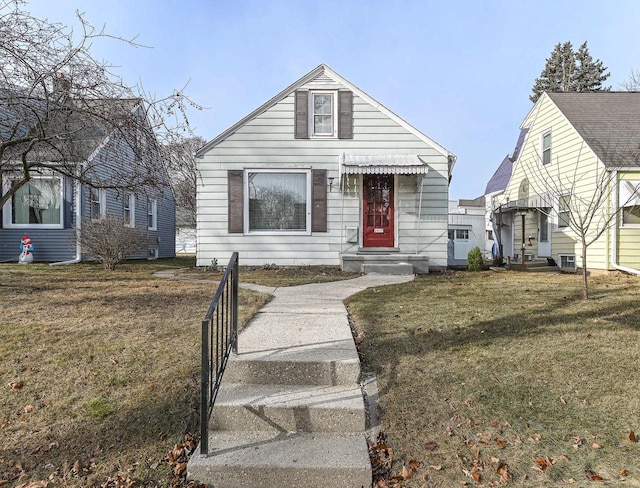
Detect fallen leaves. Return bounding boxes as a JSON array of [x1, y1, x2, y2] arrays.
[[167, 432, 198, 478]]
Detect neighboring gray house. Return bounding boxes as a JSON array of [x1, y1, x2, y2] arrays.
[[195, 64, 456, 273], [0, 97, 175, 263]]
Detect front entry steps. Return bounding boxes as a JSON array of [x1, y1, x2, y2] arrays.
[[187, 291, 373, 488], [342, 252, 429, 274], [187, 356, 372, 487], [189, 431, 371, 487]]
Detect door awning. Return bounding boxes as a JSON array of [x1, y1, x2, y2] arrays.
[[339, 154, 429, 175]]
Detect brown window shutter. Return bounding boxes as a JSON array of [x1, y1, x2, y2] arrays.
[[338, 90, 353, 139], [294, 90, 309, 139], [227, 170, 244, 233], [312, 169, 327, 232]]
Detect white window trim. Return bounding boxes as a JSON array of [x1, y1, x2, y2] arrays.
[[147, 199, 157, 230], [619, 180, 640, 228], [540, 130, 552, 167], [90, 188, 106, 222], [124, 193, 136, 228], [309, 91, 338, 138], [2, 176, 64, 229], [555, 193, 571, 231], [243, 168, 312, 235]]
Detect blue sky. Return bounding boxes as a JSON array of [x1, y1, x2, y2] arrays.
[[24, 0, 640, 199]]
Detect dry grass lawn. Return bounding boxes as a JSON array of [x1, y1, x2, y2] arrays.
[[4, 259, 640, 488], [346, 270, 640, 487], [0, 257, 268, 487]]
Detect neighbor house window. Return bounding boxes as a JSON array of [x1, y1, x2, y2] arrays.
[[620, 180, 640, 226], [558, 194, 571, 228], [311, 92, 335, 136], [542, 131, 552, 166], [147, 199, 157, 230], [455, 229, 469, 240], [245, 169, 311, 233], [90, 188, 106, 221], [124, 193, 135, 227], [3, 177, 63, 228], [487, 230, 494, 241]]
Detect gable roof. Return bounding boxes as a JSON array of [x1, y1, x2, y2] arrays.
[[196, 64, 455, 161], [484, 128, 528, 195], [1, 93, 143, 163], [547, 92, 640, 168]]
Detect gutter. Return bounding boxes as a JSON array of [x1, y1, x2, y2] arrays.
[[610, 170, 640, 275], [50, 179, 82, 266]]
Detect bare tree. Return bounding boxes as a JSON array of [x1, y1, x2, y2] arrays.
[[622, 69, 640, 91], [0, 0, 202, 208], [161, 135, 206, 227], [515, 142, 640, 300]]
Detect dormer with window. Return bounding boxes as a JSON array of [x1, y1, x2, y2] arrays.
[[294, 89, 353, 139]]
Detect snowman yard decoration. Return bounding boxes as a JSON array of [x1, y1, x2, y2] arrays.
[[19, 235, 34, 264]]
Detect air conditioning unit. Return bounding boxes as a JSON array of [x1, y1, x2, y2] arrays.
[[557, 254, 576, 271]]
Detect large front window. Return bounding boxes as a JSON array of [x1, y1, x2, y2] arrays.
[[5, 178, 63, 228], [246, 170, 310, 233]]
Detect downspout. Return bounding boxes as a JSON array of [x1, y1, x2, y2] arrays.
[[339, 154, 345, 256], [415, 174, 424, 254], [610, 170, 640, 275], [50, 179, 82, 266]]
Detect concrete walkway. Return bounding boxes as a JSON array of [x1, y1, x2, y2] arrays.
[[156, 269, 414, 487]]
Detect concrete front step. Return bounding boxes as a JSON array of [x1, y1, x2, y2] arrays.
[[224, 351, 360, 386], [362, 262, 414, 275], [211, 383, 366, 433], [187, 431, 372, 488]]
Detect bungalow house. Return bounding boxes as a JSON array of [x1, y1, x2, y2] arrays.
[[195, 64, 456, 273], [490, 92, 640, 273], [0, 90, 175, 263]]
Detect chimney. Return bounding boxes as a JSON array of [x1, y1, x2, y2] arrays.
[[53, 72, 71, 104]]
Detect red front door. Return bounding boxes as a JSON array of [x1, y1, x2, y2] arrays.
[[363, 174, 394, 247]]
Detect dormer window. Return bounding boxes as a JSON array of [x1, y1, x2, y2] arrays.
[[294, 90, 352, 139]]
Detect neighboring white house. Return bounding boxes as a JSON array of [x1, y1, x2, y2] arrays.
[[447, 197, 486, 266], [195, 64, 456, 273]]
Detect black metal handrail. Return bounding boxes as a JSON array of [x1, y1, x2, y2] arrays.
[[200, 252, 239, 455]]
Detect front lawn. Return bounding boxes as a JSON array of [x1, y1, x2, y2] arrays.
[[0, 258, 268, 487], [347, 270, 640, 486]]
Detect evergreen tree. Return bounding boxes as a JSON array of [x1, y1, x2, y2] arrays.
[[530, 41, 610, 103]]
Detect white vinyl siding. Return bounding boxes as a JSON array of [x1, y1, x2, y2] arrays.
[[197, 74, 450, 267]]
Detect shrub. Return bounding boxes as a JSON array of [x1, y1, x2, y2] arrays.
[[78, 216, 149, 270], [467, 246, 484, 271]]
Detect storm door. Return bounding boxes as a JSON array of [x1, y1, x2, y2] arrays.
[[363, 174, 394, 247]]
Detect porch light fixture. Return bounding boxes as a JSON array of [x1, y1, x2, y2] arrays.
[[328, 176, 335, 192]]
